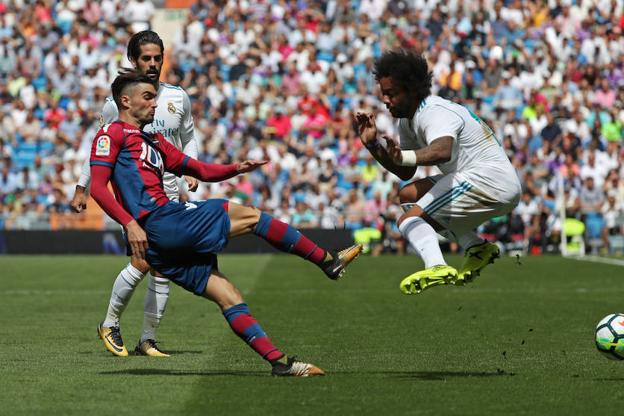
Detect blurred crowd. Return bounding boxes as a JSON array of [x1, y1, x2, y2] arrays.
[[1, 0, 624, 255]]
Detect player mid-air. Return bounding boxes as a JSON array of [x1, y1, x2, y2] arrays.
[[88, 70, 362, 376], [353, 49, 521, 294], [71, 31, 198, 357]]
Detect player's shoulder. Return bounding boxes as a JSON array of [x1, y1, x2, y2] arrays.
[[99, 120, 122, 134], [419, 96, 447, 113], [98, 121, 137, 139], [418, 96, 463, 119], [159, 82, 187, 96], [160, 82, 183, 91]]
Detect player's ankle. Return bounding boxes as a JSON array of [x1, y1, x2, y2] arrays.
[[270, 354, 288, 366]]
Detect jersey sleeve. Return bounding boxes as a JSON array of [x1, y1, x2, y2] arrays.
[[158, 135, 239, 182], [89, 123, 133, 226], [77, 153, 92, 188], [419, 106, 465, 145], [90, 165, 134, 226], [179, 90, 198, 159], [90, 123, 124, 169], [77, 99, 120, 188]]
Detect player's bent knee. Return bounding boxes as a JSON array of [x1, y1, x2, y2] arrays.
[[399, 185, 418, 204], [227, 203, 261, 237], [397, 212, 423, 228], [399, 178, 436, 204]]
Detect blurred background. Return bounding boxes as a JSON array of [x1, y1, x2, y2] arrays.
[[0, 0, 623, 257]]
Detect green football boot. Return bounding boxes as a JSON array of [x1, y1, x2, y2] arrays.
[[457, 241, 500, 285], [399, 265, 459, 295]]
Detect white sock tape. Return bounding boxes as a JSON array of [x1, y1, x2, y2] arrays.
[[400, 150, 417, 166]]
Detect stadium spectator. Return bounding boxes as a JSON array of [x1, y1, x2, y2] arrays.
[[0, 0, 622, 258]]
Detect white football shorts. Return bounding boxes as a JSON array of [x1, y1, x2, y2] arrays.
[[401, 169, 521, 238]]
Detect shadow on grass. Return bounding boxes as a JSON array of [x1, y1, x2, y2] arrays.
[[99, 369, 266, 377], [328, 370, 516, 380], [100, 368, 516, 379], [391, 370, 515, 380], [79, 350, 204, 356]]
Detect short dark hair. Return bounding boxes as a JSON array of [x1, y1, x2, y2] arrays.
[[373, 49, 432, 102], [111, 69, 156, 108], [127, 30, 164, 62]]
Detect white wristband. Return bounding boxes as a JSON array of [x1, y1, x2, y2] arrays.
[[400, 150, 417, 166]]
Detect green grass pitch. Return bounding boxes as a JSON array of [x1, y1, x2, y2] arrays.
[[1, 254, 624, 415]]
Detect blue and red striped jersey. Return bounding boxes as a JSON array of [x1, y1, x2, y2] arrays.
[[89, 121, 191, 221]]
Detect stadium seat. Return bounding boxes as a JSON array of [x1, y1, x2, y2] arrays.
[[354, 227, 382, 254], [608, 235, 624, 255], [563, 218, 585, 257], [584, 213, 605, 254]]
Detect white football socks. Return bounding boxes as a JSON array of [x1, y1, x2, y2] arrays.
[[398, 216, 446, 268], [458, 231, 485, 250], [103, 263, 145, 328], [140, 274, 170, 343]]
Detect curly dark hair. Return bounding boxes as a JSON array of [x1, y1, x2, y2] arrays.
[[373, 49, 432, 102], [127, 30, 165, 62]]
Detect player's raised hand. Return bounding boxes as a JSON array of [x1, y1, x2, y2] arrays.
[[383, 135, 402, 165], [184, 175, 199, 192], [236, 160, 268, 173], [70, 185, 88, 213], [125, 220, 149, 260], [352, 111, 377, 146]]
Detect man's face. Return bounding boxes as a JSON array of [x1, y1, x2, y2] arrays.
[[586, 178, 594, 189], [132, 43, 163, 82], [124, 82, 157, 125], [378, 76, 414, 118]]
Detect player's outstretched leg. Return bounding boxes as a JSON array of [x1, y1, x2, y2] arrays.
[[397, 215, 458, 294], [457, 240, 500, 284], [205, 271, 324, 377], [98, 262, 146, 356], [238, 210, 362, 280], [135, 273, 170, 357]]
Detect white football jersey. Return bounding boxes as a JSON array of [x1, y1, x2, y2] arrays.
[[398, 95, 518, 191], [79, 82, 197, 200]]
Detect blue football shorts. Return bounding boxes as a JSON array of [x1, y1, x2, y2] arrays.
[[142, 199, 231, 296]]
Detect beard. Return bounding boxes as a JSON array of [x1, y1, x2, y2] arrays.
[[388, 103, 411, 119]]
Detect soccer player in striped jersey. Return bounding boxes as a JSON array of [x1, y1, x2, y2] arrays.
[[353, 50, 521, 295], [70, 31, 198, 357], [88, 70, 362, 376]]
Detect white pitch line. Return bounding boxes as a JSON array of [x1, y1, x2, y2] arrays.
[[565, 255, 624, 267]]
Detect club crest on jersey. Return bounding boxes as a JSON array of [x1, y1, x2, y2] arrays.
[[167, 101, 176, 114], [95, 135, 111, 156]]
